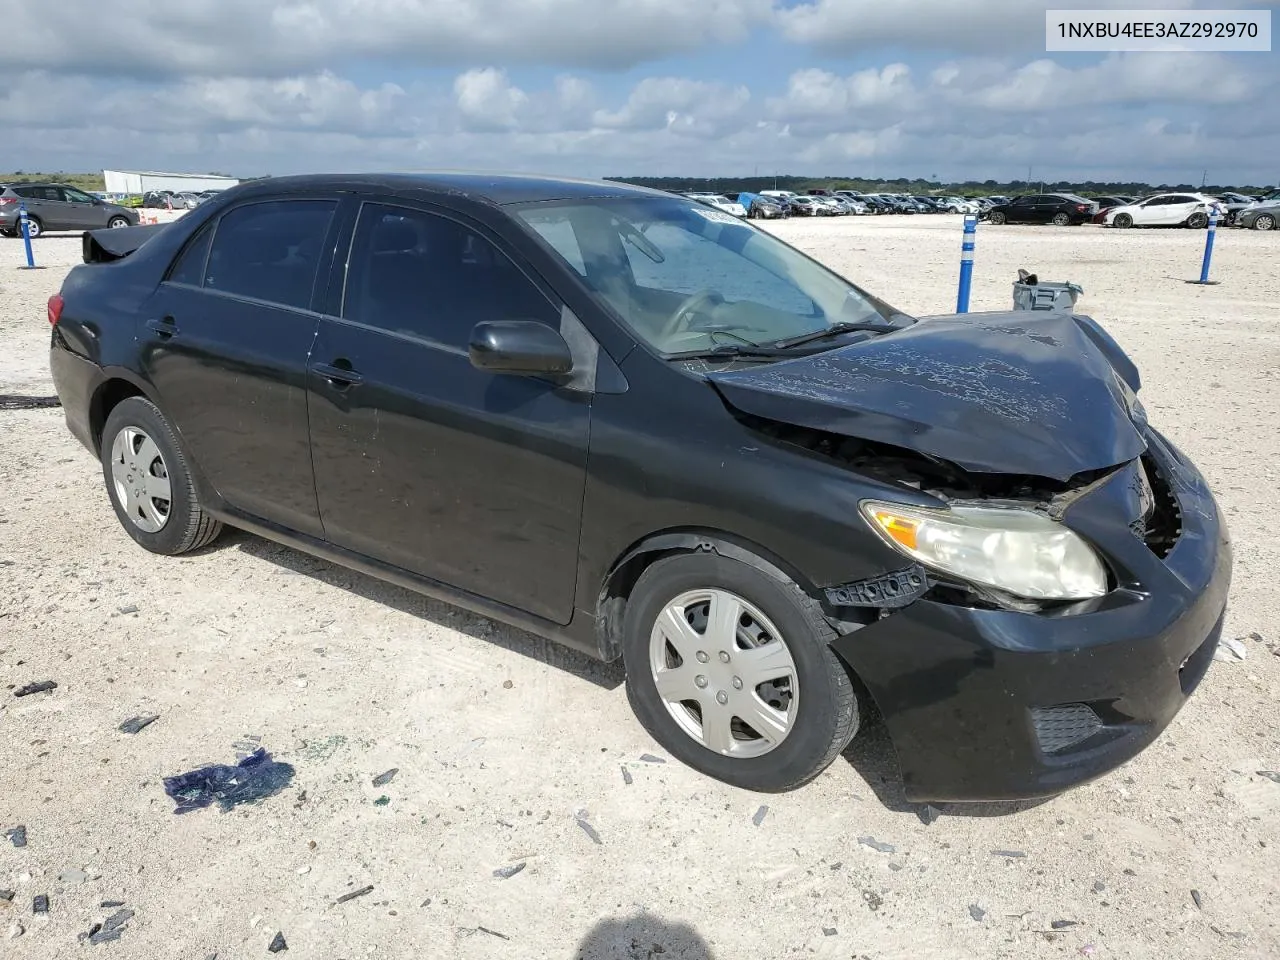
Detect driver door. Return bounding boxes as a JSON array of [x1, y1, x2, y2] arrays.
[[306, 200, 592, 624], [58, 187, 110, 229]]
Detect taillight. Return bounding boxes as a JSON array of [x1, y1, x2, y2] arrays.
[[1076, 204, 1088, 212], [48, 294, 64, 326], [0, 197, 16, 206]]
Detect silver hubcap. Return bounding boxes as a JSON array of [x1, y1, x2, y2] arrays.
[[110, 427, 172, 533], [1258, 216, 1274, 231], [26, 220, 40, 237], [649, 589, 799, 758]]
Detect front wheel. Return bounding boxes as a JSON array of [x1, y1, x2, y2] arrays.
[[1113, 213, 1133, 228], [101, 397, 222, 555], [1254, 214, 1276, 231], [988, 211, 1007, 225], [1186, 212, 1209, 229], [622, 553, 859, 792], [1051, 212, 1071, 226], [107, 216, 131, 229]]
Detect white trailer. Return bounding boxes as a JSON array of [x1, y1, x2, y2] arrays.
[[102, 170, 240, 195]]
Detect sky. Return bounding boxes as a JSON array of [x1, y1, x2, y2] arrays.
[[2, 0, 1276, 184]]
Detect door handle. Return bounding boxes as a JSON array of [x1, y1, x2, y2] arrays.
[[146, 316, 177, 338], [314, 362, 364, 388]]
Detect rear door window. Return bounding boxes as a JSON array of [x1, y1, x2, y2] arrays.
[[166, 224, 215, 286], [204, 200, 337, 311]]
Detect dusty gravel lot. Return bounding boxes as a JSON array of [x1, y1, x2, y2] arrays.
[[2, 215, 1278, 959]]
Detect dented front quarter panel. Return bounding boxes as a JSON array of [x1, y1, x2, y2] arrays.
[[708, 311, 1148, 483]]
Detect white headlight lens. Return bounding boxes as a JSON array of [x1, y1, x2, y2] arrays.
[[860, 501, 1108, 600]]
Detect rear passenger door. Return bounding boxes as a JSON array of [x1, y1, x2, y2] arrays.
[[136, 198, 340, 536], [306, 200, 592, 624], [14, 185, 66, 229]]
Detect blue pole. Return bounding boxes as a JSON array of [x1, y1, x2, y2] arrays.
[[18, 202, 36, 269], [956, 214, 977, 313], [1198, 207, 1218, 283]]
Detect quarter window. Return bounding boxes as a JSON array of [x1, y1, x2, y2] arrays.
[[343, 204, 559, 347], [203, 200, 336, 311], [167, 225, 214, 286]]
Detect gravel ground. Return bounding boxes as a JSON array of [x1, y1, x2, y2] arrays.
[[1, 216, 1278, 959]]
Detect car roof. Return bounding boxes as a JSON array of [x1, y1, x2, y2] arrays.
[[231, 172, 670, 206]]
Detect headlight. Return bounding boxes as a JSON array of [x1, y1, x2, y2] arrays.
[[860, 501, 1108, 601]]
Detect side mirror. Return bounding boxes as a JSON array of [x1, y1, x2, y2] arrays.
[[469, 320, 572, 377]]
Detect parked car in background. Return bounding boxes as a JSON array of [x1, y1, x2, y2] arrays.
[[738, 193, 787, 220], [1104, 193, 1221, 229], [50, 172, 1231, 801], [684, 193, 747, 218], [943, 197, 980, 214], [0, 182, 139, 237], [786, 196, 826, 216], [1089, 197, 1139, 224], [1235, 200, 1279, 231], [986, 194, 1097, 226], [1216, 192, 1260, 225]]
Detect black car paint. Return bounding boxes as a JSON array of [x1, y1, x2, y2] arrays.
[[50, 173, 1231, 801], [989, 194, 1095, 225]]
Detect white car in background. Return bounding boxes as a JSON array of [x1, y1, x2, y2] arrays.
[[683, 193, 747, 218], [1104, 192, 1224, 229], [944, 197, 980, 214]]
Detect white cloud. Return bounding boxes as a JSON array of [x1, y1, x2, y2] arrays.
[[4, 0, 773, 76], [454, 69, 529, 130]]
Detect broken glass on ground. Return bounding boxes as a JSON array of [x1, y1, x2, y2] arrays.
[[119, 716, 159, 735], [162, 747, 295, 814]]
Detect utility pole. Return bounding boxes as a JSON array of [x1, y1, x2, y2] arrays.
[[1201, 169, 1207, 188]]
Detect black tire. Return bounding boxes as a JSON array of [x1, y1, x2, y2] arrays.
[[622, 553, 859, 792], [1254, 214, 1276, 231], [0, 228, 14, 238], [1051, 212, 1071, 226], [1113, 213, 1133, 228], [1186, 212, 1209, 229], [101, 397, 222, 555], [107, 216, 131, 229], [988, 211, 1006, 225]]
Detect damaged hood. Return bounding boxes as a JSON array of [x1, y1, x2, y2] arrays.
[[709, 311, 1148, 482]]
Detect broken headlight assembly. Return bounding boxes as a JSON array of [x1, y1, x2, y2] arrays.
[[859, 501, 1108, 601]]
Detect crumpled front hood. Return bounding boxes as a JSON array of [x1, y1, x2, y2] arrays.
[[708, 311, 1148, 482]]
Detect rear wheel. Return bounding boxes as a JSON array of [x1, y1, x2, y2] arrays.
[[988, 211, 1007, 225], [1113, 213, 1133, 228], [622, 553, 859, 792], [1186, 212, 1209, 229], [23, 216, 43, 238], [1254, 214, 1276, 231], [101, 397, 222, 555]]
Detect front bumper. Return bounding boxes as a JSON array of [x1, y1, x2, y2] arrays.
[[831, 432, 1231, 802]]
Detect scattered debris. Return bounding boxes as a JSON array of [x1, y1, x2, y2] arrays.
[[918, 804, 942, 825], [119, 715, 160, 735], [371, 769, 398, 787], [13, 681, 56, 697], [268, 931, 287, 953], [822, 927, 837, 936], [100, 901, 124, 909], [502, 680, 513, 689], [621, 766, 633, 785], [0, 395, 61, 410], [118, 605, 139, 615], [862, 891, 884, 912], [335, 885, 375, 905], [1210, 926, 1248, 940], [373, 796, 390, 807], [8, 922, 23, 939], [752, 805, 769, 827], [576, 817, 603, 845], [1256, 771, 1280, 784], [33, 895, 48, 914], [0, 890, 13, 902], [493, 863, 526, 880], [89, 909, 135, 944], [857, 836, 895, 854], [1092, 881, 1106, 893], [5, 826, 27, 848], [1191, 890, 1204, 910], [59, 868, 88, 884], [296, 866, 310, 875], [477, 927, 509, 941], [1079, 945, 1098, 957], [992, 849, 1027, 859], [162, 747, 295, 814], [297, 735, 346, 762], [1213, 636, 1247, 662], [888, 862, 903, 872], [638, 754, 666, 764], [969, 904, 986, 922], [1052, 920, 1079, 930]]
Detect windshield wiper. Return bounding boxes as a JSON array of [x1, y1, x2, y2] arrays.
[[665, 343, 796, 362], [768, 320, 902, 350]]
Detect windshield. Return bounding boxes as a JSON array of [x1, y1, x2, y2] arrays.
[[516, 196, 901, 356]]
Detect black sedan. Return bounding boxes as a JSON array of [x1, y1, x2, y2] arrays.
[[49, 174, 1231, 801], [987, 194, 1098, 225]]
